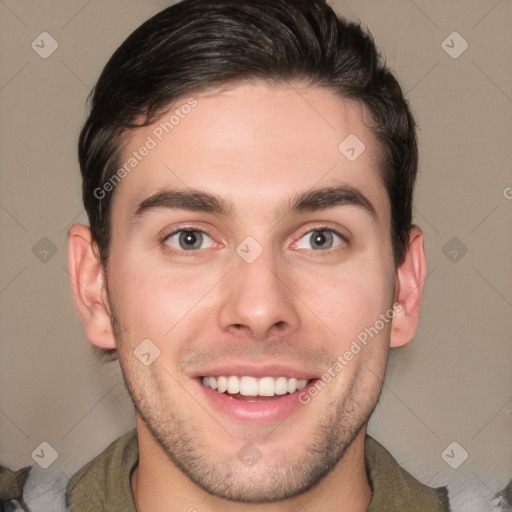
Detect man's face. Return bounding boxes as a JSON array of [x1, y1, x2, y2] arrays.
[[105, 82, 396, 502]]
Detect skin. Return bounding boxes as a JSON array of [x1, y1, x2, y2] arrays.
[[68, 81, 426, 512]]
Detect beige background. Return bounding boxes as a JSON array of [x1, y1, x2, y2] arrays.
[[0, 1, 511, 510]]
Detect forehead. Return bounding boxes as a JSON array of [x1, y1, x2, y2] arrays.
[[110, 81, 389, 225]]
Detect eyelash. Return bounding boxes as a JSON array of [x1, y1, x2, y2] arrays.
[[161, 225, 348, 257]]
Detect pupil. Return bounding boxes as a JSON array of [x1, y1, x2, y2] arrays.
[[181, 231, 201, 249], [312, 230, 331, 250]]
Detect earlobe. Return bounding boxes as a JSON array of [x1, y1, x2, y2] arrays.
[[390, 225, 427, 348], [67, 223, 116, 350]]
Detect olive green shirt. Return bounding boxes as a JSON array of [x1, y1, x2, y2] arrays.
[[66, 429, 450, 511]]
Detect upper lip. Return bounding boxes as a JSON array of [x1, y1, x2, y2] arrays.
[[189, 362, 319, 380]]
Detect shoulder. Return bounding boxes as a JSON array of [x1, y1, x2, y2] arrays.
[[1, 431, 139, 512], [65, 429, 138, 511], [364, 435, 451, 511]]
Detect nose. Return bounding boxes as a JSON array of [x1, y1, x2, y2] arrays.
[[218, 243, 301, 341]]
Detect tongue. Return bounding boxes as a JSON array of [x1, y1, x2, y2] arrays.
[[226, 392, 287, 402]]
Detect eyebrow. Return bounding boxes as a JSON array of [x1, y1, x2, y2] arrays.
[[132, 184, 378, 226]]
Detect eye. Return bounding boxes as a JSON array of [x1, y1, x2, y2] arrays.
[[163, 229, 215, 252], [294, 228, 345, 251]]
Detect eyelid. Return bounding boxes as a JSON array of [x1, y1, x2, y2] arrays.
[[161, 221, 217, 241], [295, 224, 348, 242], [162, 226, 210, 242]]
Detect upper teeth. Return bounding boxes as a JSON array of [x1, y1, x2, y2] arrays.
[[201, 376, 310, 396]]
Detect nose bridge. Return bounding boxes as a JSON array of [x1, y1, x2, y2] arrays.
[[218, 237, 301, 340]]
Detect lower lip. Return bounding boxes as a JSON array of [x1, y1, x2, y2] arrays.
[[194, 378, 318, 424]]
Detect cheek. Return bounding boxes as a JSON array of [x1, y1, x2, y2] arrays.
[[108, 254, 222, 347], [108, 259, 175, 342], [296, 258, 392, 344]]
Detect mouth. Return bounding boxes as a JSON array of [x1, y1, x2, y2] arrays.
[[200, 375, 311, 402], [194, 373, 319, 424]]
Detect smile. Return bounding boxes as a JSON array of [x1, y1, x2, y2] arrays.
[[201, 375, 310, 398], [195, 374, 319, 423]]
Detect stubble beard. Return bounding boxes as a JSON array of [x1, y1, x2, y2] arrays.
[[106, 282, 389, 503]]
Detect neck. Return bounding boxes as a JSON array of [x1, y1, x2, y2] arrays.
[[131, 417, 372, 512]]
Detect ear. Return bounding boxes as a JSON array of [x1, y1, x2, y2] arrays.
[[390, 225, 427, 348], [67, 223, 116, 349]]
